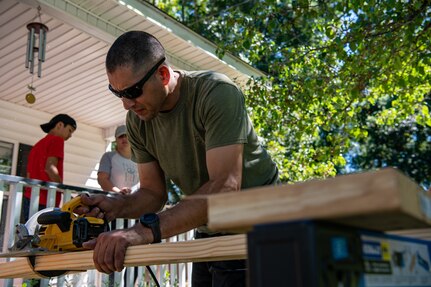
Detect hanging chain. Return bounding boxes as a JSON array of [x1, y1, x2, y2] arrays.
[[28, 73, 36, 92], [37, 5, 42, 22]]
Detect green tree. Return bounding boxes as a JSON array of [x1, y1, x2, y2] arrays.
[[348, 93, 431, 187], [150, 0, 431, 183]]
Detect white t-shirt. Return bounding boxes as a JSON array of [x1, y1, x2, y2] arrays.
[[98, 151, 139, 190]]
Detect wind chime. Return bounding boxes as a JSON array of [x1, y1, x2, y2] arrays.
[[25, 6, 49, 104]]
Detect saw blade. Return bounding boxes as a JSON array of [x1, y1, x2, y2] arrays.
[[6, 208, 56, 253], [10, 224, 32, 251]]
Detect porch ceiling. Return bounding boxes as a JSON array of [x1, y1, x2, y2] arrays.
[[0, 0, 264, 129]]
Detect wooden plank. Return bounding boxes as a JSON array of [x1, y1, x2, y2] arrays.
[[0, 258, 43, 279], [0, 234, 246, 278], [207, 168, 431, 232]]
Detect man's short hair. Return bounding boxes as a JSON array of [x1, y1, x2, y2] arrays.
[[106, 31, 165, 74]]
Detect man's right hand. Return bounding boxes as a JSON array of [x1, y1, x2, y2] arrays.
[[75, 193, 122, 222]]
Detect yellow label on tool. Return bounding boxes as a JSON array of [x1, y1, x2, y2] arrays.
[[381, 241, 390, 261]]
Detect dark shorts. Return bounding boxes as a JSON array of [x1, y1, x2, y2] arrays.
[[192, 231, 246, 287]]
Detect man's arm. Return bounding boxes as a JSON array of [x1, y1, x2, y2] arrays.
[[94, 143, 242, 239], [45, 156, 62, 183], [84, 144, 243, 273], [156, 143, 243, 239], [125, 143, 243, 242]]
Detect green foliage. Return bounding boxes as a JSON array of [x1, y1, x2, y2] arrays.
[[164, 270, 179, 287], [166, 178, 183, 204], [151, 0, 431, 184], [348, 93, 431, 187], [22, 279, 42, 287]]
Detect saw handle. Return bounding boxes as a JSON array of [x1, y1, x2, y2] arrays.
[[61, 196, 88, 216], [37, 210, 71, 232]]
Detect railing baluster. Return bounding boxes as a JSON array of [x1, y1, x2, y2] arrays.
[[0, 179, 13, 287], [63, 189, 72, 203], [0, 181, 4, 249], [29, 185, 40, 219], [113, 218, 126, 286], [1, 183, 23, 287], [125, 218, 136, 287], [46, 187, 57, 208], [4, 183, 23, 251]]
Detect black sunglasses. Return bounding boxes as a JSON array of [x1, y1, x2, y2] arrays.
[[109, 57, 166, 99]]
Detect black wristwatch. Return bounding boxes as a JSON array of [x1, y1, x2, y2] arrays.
[[139, 213, 161, 243]]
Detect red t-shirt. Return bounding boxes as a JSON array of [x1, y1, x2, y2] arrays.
[[25, 134, 64, 206]]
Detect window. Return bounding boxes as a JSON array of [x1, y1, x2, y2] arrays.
[[0, 141, 14, 175], [16, 143, 32, 177]]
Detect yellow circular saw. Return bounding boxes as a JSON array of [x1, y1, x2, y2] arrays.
[[6, 196, 108, 256]]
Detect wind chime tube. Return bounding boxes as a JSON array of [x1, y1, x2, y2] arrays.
[[39, 28, 46, 62], [38, 28, 44, 62], [25, 30, 32, 68], [38, 28, 45, 77], [29, 27, 35, 74], [37, 58, 42, 78]]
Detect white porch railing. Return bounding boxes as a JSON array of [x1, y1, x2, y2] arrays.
[[0, 174, 193, 287]]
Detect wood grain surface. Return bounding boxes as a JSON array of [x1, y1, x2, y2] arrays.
[[0, 234, 246, 278], [207, 168, 431, 232]]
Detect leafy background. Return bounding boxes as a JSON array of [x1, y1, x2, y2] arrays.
[[147, 0, 431, 187]]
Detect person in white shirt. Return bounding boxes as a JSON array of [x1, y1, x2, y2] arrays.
[[97, 125, 138, 194]]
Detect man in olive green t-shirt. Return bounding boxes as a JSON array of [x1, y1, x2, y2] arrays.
[[79, 31, 278, 287]]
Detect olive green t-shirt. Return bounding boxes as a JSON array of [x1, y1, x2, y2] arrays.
[[127, 70, 278, 195]]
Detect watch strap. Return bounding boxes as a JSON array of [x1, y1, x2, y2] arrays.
[[140, 213, 161, 243]]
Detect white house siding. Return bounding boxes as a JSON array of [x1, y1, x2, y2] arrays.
[[0, 99, 105, 188]]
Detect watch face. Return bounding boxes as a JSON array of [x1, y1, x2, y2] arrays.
[[142, 213, 158, 224]]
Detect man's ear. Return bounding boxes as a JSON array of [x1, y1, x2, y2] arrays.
[[158, 65, 170, 85]]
